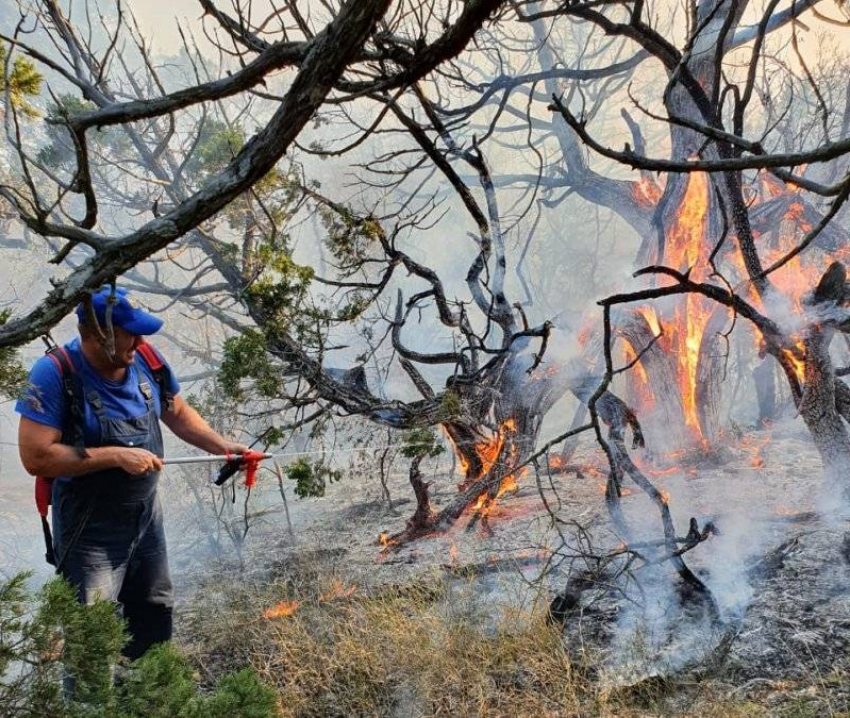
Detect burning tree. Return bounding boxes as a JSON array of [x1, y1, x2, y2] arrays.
[[410, 0, 850, 611], [277, 92, 646, 539], [530, 0, 850, 480], [440, 0, 850, 450]]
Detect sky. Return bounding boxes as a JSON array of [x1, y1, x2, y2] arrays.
[[133, 0, 209, 51]]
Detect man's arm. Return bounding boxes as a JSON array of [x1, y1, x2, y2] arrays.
[[18, 417, 163, 477], [161, 395, 248, 455]]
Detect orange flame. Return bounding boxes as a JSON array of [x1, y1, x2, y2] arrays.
[[761, 169, 805, 199], [632, 176, 663, 208], [262, 600, 301, 619], [462, 419, 515, 483], [467, 420, 525, 517], [660, 171, 714, 439], [623, 340, 655, 412], [639, 306, 663, 337], [471, 472, 520, 516], [476, 419, 513, 480], [319, 579, 357, 603], [630, 165, 832, 441], [782, 344, 806, 384], [378, 531, 397, 548], [647, 466, 679, 477], [529, 365, 559, 382], [782, 202, 813, 232], [448, 420, 515, 487]]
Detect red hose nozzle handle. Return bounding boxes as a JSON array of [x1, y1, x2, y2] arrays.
[[215, 449, 269, 488]]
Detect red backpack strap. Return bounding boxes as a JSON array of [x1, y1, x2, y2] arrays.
[[136, 341, 164, 370], [37, 346, 78, 567], [35, 476, 53, 517], [44, 345, 87, 457], [35, 472, 57, 565], [46, 345, 73, 375], [135, 342, 174, 412], [46, 352, 64, 374]]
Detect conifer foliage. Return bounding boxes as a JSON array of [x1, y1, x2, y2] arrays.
[[0, 573, 278, 717]]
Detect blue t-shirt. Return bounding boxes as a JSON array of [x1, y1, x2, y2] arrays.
[[15, 338, 180, 446]]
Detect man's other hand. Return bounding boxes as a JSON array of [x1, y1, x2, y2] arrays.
[[114, 448, 164, 475]]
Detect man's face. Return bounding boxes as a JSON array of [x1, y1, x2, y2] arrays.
[[110, 327, 143, 368]]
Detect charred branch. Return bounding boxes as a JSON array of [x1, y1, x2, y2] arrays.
[[550, 95, 850, 177]]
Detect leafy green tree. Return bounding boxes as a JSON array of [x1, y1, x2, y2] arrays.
[[0, 310, 26, 398], [0, 43, 42, 118]]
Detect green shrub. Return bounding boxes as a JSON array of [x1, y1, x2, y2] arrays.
[[0, 573, 278, 717]]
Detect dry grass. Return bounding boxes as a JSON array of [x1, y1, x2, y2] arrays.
[[183, 571, 591, 717], [177, 559, 850, 718]]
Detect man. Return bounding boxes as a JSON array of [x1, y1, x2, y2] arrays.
[[16, 286, 247, 660]]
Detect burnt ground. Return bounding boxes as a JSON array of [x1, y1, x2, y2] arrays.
[[3, 415, 850, 713], [167, 416, 850, 713]]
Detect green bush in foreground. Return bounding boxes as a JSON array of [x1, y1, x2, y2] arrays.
[[0, 572, 277, 717]]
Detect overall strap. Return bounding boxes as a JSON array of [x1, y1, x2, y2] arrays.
[[135, 342, 174, 414], [86, 389, 107, 418]]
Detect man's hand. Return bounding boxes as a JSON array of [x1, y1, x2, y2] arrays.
[[18, 417, 161, 479], [112, 447, 163, 475], [221, 441, 250, 455]]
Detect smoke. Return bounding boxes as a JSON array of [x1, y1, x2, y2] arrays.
[[589, 412, 828, 682], [603, 564, 707, 683], [599, 506, 758, 683]]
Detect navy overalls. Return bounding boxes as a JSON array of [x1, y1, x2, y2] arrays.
[[51, 363, 173, 661]]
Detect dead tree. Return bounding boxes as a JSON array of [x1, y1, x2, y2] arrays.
[[0, 0, 509, 345], [425, 0, 850, 609], [300, 109, 643, 539]]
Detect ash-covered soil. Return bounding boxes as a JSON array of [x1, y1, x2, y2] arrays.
[[176, 416, 850, 708]]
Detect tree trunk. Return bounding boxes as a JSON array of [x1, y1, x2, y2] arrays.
[[799, 324, 850, 489], [695, 305, 730, 442], [615, 309, 689, 449], [388, 331, 644, 543], [753, 357, 778, 425], [406, 456, 435, 531]]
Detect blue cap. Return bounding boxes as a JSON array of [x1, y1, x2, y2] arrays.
[[75, 286, 163, 336]]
